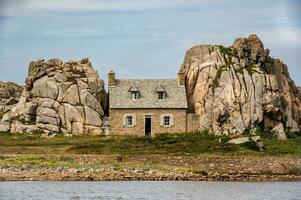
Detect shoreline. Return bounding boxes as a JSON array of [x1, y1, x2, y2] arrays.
[[1, 170, 301, 182], [1, 154, 301, 182]]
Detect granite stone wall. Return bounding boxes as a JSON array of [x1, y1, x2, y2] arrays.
[[109, 108, 187, 136]]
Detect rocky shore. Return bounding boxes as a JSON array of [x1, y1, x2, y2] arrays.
[[2, 166, 301, 182], [0, 154, 300, 181]]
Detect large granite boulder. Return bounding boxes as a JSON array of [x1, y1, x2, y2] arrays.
[[1, 58, 107, 135], [0, 81, 22, 117], [181, 34, 301, 139]]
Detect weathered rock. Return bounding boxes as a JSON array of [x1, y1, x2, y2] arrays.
[[0, 81, 22, 118], [228, 137, 251, 144], [228, 136, 265, 151], [84, 106, 102, 127], [271, 123, 287, 140], [61, 84, 80, 105], [181, 34, 301, 137], [3, 58, 107, 135], [0, 121, 10, 132], [10, 121, 39, 134], [31, 77, 59, 100]]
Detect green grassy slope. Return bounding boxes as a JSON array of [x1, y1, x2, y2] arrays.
[[1, 131, 301, 156]]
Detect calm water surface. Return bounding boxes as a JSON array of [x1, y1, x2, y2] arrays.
[[0, 181, 300, 200]]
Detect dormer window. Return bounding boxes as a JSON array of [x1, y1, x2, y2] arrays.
[[131, 91, 140, 99], [155, 85, 166, 100], [129, 84, 140, 100], [158, 92, 165, 99]]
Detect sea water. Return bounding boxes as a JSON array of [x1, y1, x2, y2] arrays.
[[0, 181, 300, 200]]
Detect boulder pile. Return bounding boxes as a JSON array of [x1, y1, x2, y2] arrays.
[[181, 34, 301, 138], [0, 58, 107, 135]]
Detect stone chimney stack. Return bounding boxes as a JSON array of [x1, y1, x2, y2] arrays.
[[108, 70, 116, 87], [177, 69, 185, 86]]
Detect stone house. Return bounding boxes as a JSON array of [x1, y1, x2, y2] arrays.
[[107, 70, 199, 136]]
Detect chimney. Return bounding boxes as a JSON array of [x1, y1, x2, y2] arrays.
[[177, 69, 185, 86], [108, 70, 116, 87]]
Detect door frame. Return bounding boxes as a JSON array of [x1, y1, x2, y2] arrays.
[[144, 115, 152, 136]]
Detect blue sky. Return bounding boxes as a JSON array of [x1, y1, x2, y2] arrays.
[[0, 0, 300, 87]]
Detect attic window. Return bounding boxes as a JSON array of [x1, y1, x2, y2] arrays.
[[131, 91, 140, 100], [129, 84, 140, 100], [155, 85, 166, 100], [158, 92, 165, 99]]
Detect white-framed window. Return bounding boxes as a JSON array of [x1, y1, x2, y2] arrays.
[[163, 116, 170, 126], [123, 114, 136, 127], [131, 91, 140, 99], [126, 116, 133, 126], [158, 92, 165, 99], [160, 114, 174, 127]]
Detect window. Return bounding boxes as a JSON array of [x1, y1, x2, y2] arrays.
[[158, 92, 165, 99], [131, 91, 139, 99], [123, 115, 136, 127], [164, 116, 170, 126], [160, 114, 174, 127], [126, 116, 133, 126]]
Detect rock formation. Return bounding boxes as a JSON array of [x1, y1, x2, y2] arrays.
[[0, 81, 22, 115], [0, 58, 107, 135], [181, 34, 301, 138]]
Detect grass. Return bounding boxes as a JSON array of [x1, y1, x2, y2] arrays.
[[1, 131, 301, 156], [218, 45, 229, 55]]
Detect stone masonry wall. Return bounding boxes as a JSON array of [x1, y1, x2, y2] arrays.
[[109, 108, 187, 136], [187, 113, 200, 132]]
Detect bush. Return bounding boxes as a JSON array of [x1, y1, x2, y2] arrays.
[[286, 130, 301, 139], [288, 166, 301, 176], [218, 45, 229, 55], [241, 141, 259, 151], [190, 169, 208, 176], [257, 130, 278, 139], [286, 131, 296, 139]]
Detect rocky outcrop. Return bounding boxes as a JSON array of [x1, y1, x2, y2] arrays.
[[181, 34, 301, 138], [1, 58, 107, 135], [228, 136, 265, 151], [0, 81, 22, 116]]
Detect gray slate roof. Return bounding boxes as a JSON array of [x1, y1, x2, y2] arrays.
[[109, 79, 187, 109]]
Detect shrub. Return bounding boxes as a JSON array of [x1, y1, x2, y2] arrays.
[[288, 166, 301, 176], [241, 141, 259, 151], [190, 169, 208, 176], [286, 130, 301, 139], [218, 45, 229, 55]]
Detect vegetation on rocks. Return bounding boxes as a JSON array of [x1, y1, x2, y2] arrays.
[[218, 45, 230, 55]]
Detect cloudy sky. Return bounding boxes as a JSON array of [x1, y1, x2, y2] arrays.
[[0, 0, 300, 86]]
